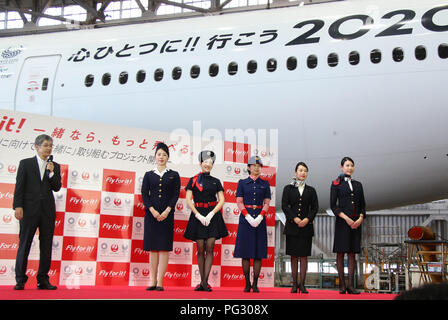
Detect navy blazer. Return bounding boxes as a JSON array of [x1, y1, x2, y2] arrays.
[[330, 179, 366, 219], [141, 169, 180, 213]]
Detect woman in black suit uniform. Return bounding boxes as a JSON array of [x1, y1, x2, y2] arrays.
[[330, 157, 366, 294], [282, 162, 318, 293], [141, 142, 180, 291]]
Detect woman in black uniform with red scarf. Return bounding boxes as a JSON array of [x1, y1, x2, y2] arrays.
[[330, 157, 366, 294], [184, 150, 228, 291]]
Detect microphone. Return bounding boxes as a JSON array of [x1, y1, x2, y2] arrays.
[[46, 155, 53, 178]]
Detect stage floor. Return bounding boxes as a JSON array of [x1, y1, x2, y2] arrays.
[[0, 285, 397, 300]]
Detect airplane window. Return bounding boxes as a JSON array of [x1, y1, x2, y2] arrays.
[[247, 60, 257, 74], [191, 65, 200, 78], [349, 51, 360, 65], [307, 55, 317, 69], [154, 68, 164, 81], [439, 44, 448, 59], [228, 62, 238, 75], [415, 46, 427, 61], [209, 63, 219, 77], [41, 78, 49, 91], [119, 71, 128, 84], [85, 74, 94, 87], [370, 49, 381, 64], [287, 57, 297, 71], [328, 53, 338, 67], [102, 73, 111, 86], [393, 48, 404, 62], [267, 58, 277, 72], [136, 70, 146, 83], [172, 67, 182, 80]]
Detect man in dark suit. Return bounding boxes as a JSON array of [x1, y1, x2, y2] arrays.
[[13, 134, 61, 290]]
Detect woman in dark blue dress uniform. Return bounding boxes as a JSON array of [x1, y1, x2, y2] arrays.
[[141, 142, 180, 291], [330, 157, 366, 294], [282, 162, 318, 293], [234, 156, 271, 293], [184, 150, 228, 291]]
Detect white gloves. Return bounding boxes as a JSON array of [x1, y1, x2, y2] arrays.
[[245, 214, 257, 227], [204, 211, 215, 226], [254, 215, 263, 227], [195, 213, 207, 226], [245, 214, 263, 228], [196, 211, 215, 227]]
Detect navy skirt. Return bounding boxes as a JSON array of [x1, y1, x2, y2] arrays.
[[143, 208, 175, 251], [233, 210, 267, 259]]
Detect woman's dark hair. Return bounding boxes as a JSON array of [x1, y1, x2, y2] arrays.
[[295, 162, 309, 172], [155, 142, 170, 157], [341, 156, 354, 166]]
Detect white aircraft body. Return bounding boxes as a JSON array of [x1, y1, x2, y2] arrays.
[[1, 0, 448, 212]]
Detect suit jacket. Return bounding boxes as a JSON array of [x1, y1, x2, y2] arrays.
[[282, 184, 318, 237], [330, 179, 366, 220], [13, 156, 62, 218]]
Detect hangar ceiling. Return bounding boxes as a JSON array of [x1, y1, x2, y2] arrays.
[[0, 0, 337, 36]]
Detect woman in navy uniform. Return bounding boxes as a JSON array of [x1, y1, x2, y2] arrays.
[[141, 142, 180, 291], [282, 162, 318, 293], [330, 156, 366, 294], [184, 150, 228, 291], [234, 156, 271, 292]]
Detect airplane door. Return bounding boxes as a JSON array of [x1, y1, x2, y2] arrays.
[[14, 55, 61, 115]]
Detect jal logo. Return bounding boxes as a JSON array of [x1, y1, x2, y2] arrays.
[[2, 214, 12, 223], [259, 272, 265, 280], [26, 80, 39, 92], [233, 208, 240, 215], [0, 265, 7, 275], [78, 219, 86, 228], [110, 244, 119, 253], [82, 172, 90, 180], [113, 198, 122, 207], [75, 267, 83, 275], [261, 151, 267, 157], [142, 269, 150, 277], [176, 203, 183, 211], [234, 168, 241, 174], [174, 247, 182, 255], [7, 165, 16, 174]]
